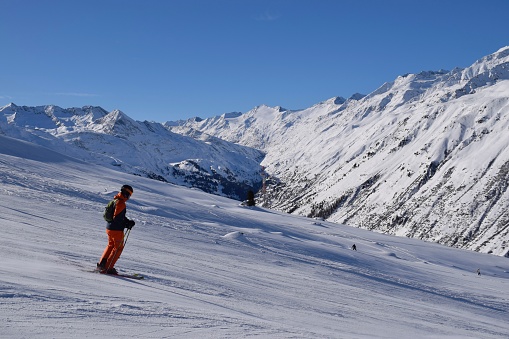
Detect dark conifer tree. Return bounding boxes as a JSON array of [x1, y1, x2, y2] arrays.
[[246, 190, 256, 206]]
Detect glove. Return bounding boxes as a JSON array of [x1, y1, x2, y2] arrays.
[[126, 219, 136, 229]]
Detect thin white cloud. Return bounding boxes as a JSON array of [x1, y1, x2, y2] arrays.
[[255, 11, 281, 21], [54, 92, 99, 97]]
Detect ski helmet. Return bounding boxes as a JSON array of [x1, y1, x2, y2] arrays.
[[121, 184, 133, 196]]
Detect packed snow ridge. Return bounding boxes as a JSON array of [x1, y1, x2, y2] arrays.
[[2, 46, 509, 257]]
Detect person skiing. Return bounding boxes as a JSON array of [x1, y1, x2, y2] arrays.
[[97, 184, 136, 274]]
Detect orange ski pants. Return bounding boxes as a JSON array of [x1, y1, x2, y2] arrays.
[[99, 229, 125, 270]]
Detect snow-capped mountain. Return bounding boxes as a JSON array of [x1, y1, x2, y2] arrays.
[[0, 104, 264, 200], [170, 46, 509, 257]]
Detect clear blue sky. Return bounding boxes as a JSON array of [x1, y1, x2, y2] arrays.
[[1, 0, 508, 122]]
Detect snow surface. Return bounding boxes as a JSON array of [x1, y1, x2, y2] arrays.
[[1, 136, 509, 338]]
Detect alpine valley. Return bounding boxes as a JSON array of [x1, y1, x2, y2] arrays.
[[2, 46, 509, 257]]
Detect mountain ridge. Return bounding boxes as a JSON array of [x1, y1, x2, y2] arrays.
[[0, 103, 265, 201], [170, 46, 509, 256]]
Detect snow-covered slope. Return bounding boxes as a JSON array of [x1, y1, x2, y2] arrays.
[[1, 134, 509, 338], [0, 104, 264, 200], [171, 47, 509, 256]]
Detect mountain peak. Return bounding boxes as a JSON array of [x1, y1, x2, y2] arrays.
[[348, 93, 366, 101], [0, 103, 19, 111], [494, 45, 509, 55], [222, 112, 243, 119]]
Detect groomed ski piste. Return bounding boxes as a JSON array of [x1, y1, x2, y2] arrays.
[[1, 134, 508, 338]]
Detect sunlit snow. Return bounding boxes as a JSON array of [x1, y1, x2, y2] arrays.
[[1, 135, 508, 338]]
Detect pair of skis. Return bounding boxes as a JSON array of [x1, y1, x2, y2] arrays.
[[93, 268, 144, 280], [95, 229, 144, 279]]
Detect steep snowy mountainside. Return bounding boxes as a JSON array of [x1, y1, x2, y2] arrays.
[[170, 46, 509, 256], [0, 104, 264, 200]]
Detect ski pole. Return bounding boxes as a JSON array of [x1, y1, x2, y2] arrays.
[[123, 228, 131, 247]]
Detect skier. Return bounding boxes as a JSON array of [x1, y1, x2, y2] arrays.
[[97, 184, 136, 274], [351, 244, 357, 251]]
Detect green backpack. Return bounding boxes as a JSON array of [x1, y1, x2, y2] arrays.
[[103, 199, 118, 222]]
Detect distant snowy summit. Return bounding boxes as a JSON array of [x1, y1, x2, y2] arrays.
[[0, 103, 264, 201]]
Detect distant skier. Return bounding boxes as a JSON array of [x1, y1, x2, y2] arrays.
[[477, 268, 481, 276], [351, 244, 357, 251], [97, 184, 136, 275]]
